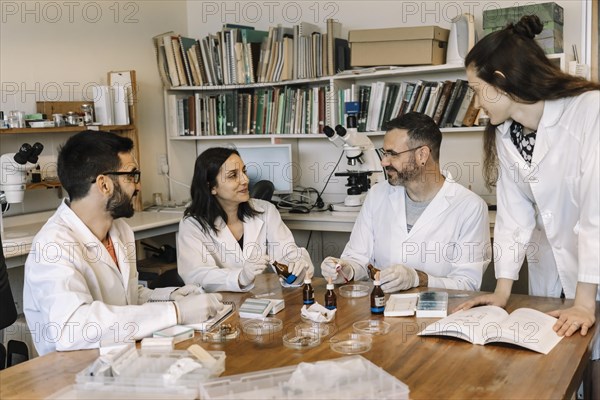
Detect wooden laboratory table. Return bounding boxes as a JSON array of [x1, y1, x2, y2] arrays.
[[1, 274, 597, 399]]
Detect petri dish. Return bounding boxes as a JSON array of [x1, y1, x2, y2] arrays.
[[329, 333, 372, 355], [295, 322, 331, 338], [353, 320, 391, 336], [283, 330, 321, 350], [201, 324, 240, 343], [241, 317, 283, 336], [339, 284, 370, 298]]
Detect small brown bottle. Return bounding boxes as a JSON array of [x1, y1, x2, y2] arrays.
[[324, 277, 337, 310], [303, 278, 315, 305], [368, 264, 380, 280], [371, 272, 385, 314], [272, 261, 297, 284]]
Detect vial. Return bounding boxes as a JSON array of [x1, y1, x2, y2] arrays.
[[324, 277, 337, 310], [370, 272, 385, 314], [272, 261, 297, 284], [302, 278, 314, 305]]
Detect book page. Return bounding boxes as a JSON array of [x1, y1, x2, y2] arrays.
[[419, 306, 509, 345], [491, 308, 563, 354]]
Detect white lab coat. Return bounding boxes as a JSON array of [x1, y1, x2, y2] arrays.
[[493, 91, 600, 359], [178, 199, 313, 292], [342, 177, 491, 290], [23, 200, 177, 356]]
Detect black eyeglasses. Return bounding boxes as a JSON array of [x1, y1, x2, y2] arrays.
[[379, 145, 427, 159], [91, 170, 141, 184]]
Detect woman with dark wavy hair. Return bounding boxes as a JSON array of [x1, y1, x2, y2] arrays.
[[177, 147, 313, 292], [459, 15, 599, 396]]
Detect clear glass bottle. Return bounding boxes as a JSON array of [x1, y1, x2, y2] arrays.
[[81, 104, 94, 125], [303, 278, 314, 305], [371, 272, 385, 314], [324, 278, 337, 310], [272, 261, 297, 284]]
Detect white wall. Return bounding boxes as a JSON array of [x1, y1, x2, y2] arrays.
[[0, 0, 586, 213], [1, 0, 189, 212]]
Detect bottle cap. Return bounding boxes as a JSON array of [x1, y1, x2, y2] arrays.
[[326, 283, 334, 290], [304, 278, 311, 284], [373, 280, 380, 286]]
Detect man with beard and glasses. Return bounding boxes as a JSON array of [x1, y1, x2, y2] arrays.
[[321, 113, 491, 292], [24, 130, 224, 355]]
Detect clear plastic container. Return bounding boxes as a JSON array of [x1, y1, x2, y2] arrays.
[[241, 317, 283, 345], [198, 355, 409, 399], [201, 324, 240, 343], [75, 347, 225, 397], [339, 284, 370, 298], [329, 333, 372, 355], [295, 322, 331, 338], [282, 329, 321, 350], [353, 320, 391, 335]]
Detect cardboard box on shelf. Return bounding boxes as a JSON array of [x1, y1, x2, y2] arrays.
[[349, 26, 449, 67]]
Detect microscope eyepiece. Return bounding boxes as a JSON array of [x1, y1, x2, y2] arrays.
[[334, 125, 347, 137], [323, 125, 335, 138]]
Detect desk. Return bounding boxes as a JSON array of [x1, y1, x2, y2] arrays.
[[281, 209, 496, 234], [1, 274, 596, 399], [2, 211, 183, 268]]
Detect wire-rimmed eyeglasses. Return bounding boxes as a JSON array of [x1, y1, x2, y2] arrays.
[[91, 170, 141, 184]]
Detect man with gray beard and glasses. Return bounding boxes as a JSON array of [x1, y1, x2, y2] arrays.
[[322, 113, 491, 293]]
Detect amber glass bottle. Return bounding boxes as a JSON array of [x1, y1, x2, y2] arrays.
[[272, 261, 297, 284], [303, 278, 315, 305], [324, 277, 337, 310], [371, 272, 385, 314]]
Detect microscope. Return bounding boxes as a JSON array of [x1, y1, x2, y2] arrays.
[[324, 103, 382, 211], [0, 142, 44, 238]]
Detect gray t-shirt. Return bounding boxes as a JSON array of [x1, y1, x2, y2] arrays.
[[405, 191, 431, 232]]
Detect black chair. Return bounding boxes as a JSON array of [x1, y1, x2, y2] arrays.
[[0, 237, 20, 369], [250, 180, 275, 202], [148, 268, 185, 289]]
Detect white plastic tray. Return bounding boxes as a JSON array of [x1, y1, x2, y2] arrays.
[[199, 355, 409, 399]]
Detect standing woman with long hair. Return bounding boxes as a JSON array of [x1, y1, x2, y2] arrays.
[[177, 147, 314, 292], [459, 15, 599, 397]]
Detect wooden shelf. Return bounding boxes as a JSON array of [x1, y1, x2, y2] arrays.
[[169, 126, 485, 141], [0, 124, 135, 135], [26, 180, 61, 190]]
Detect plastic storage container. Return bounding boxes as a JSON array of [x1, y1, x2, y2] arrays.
[[75, 347, 226, 397], [198, 355, 409, 399]]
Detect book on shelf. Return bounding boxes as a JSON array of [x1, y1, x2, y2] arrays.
[[152, 31, 175, 87], [432, 80, 455, 125], [293, 22, 320, 79], [440, 79, 467, 127], [462, 96, 480, 127], [179, 36, 198, 86], [419, 305, 563, 355], [326, 18, 343, 76], [162, 35, 180, 87], [172, 37, 189, 86], [334, 38, 350, 74], [453, 86, 475, 127]]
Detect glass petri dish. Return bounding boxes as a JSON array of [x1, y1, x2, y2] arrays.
[[329, 333, 372, 355], [295, 322, 331, 338], [201, 324, 240, 343], [241, 317, 283, 336], [339, 284, 370, 298], [353, 320, 391, 335], [283, 330, 321, 350]]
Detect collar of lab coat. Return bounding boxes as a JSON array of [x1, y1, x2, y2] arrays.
[[385, 174, 455, 237], [56, 199, 130, 288], [213, 200, 265, 255], [496, 98, 565, 165]]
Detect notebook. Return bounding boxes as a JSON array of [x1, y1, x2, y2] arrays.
[[187, 302, 235, 332]]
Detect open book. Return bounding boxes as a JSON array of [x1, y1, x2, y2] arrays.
[[418, 306, 563, 354], [187, 302, 235, 332]]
